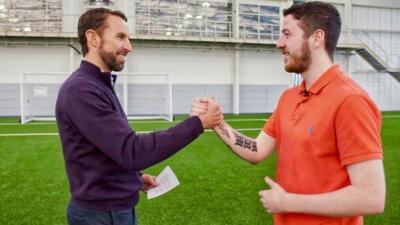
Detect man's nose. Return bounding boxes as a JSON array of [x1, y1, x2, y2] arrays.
[[276, 35, 285, 49], [124, 39, 133, 52]]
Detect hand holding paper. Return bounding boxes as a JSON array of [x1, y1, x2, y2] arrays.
[[147, 166, 180, 199]]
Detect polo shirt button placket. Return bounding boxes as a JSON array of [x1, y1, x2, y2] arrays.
[[292, 96, 310, 121]]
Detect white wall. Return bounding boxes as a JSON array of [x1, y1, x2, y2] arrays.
[[352, 6, 400, 31], [127, 47, 291, 85], [62, 0, 83, 33], [0, 46, 71, 83], [239, 51, 290, 84], [0, 44, 292, 116], [128, 47, 234, 84], [1, 0, 400, 116], [0, 46, 72, 116], [349, 3, 400, 111]]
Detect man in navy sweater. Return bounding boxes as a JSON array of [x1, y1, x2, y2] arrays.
[[55, 8, 223, 225]]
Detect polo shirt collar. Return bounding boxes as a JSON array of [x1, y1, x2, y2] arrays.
[[297, 64, 340, 96]]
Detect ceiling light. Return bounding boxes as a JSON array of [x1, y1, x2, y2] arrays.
[[270, 19, 279, 24], [184, 13, 192, 19], [0, 4, 5, 10], [23, 27, 31, 32], [88, 0, 113, 6], [166, 31, 172, 36], [253, 25, 265, 31], [202, 2, 210, 8], [13, 27, 20, 31], [8, 17, 18, 23], [0, 13, 5, 18], [253, 24, 265, 31], [196, 15, 203, 20]]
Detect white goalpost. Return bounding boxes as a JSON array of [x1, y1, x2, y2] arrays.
[[116, 73, 173, 122], [20, 72, 69, 124], [20, 72, 174, 124]]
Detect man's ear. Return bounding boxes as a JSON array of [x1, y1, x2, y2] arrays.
[[86, 29, 100, 50], [310, 29, 325, 49]]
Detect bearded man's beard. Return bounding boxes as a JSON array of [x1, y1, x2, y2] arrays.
[[283, 41, 312, 74]]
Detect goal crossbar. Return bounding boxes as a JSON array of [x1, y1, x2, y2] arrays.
[[20, 72, 174, 124]]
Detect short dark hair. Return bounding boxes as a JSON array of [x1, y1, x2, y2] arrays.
[[283, 1, 341, 61], [78, 8, 127, 56]]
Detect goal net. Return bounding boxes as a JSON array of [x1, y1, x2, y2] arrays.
[[20, 72, 173, 124], [20, 72, 68, 124], [115, 73, 173, 122]]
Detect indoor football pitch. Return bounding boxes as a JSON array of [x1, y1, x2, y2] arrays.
[[0, 113, 399, 225]]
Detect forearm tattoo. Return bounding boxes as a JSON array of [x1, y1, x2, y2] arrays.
[[218, 123, 231, 139], [232, 131, 257, 152]]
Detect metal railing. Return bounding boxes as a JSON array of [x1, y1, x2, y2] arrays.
[[134, 19, 280, 41], [0, 0, 62, 33], [0, 22, 62, 33], [134, 17, 233, 39], [0, 15, 279, 43], [0, 14, 78, 33], [1, 12, 280, 42], [239, 23, 280, 41], [1, 11, 397, 74], [352, 30, 400, 71]]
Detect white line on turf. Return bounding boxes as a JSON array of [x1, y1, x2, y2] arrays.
[[0, 118, 267, 126], [0, 133, 59, 137], [381, 115, 400, 118], [0, 122, 56, 126], [0, 128, 262, 137], [0, 114, 399, 126]]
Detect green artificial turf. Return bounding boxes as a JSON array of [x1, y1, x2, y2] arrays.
[[0, 113, 399, 225]]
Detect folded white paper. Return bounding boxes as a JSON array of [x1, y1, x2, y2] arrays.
[[147, 166, 180, 199]]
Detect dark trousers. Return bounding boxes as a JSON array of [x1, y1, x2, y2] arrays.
[[67, 201, 138, 225]]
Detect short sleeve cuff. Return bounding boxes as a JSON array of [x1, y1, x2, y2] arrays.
[[341, 152, 383, 166]]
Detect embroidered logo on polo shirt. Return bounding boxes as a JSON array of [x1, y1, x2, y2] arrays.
[[307, 126, 313, 135]]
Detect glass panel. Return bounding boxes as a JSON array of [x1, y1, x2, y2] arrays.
[[0, 0, 62, 32], [260, 5, 279, 15], [260, 15, 279, 25], [135, 0, 232, 38], [239, 14, 258, 24], [239, 4, 280, 40], [239, 4, 258, 14]]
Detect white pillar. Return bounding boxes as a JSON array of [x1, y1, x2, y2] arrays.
[[233, 47, 240, 115], [344, 49, 352, 77], [130, 0, 136, 34], [69, 44, 74, 72], [344, 0, 352, 43], [112, 0, 134, 34], [62, 0, 84, 33], [232, 0, 239, 39]]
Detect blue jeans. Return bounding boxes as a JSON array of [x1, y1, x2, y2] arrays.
[[67, 201, 138, 225]]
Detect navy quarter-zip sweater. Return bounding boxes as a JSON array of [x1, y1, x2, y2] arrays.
[[56, 60, 204, 211]]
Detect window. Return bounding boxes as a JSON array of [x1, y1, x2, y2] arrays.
[[0, 0, 62, 33], [239, 3, 279, 40], [135, 0, 232, 38]]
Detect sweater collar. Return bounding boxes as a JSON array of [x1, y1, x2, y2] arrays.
[[78, 60, 117, 89]]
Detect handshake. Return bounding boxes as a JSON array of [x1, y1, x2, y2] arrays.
[[190, 97, 223, 129]]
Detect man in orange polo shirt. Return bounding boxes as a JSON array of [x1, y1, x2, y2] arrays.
[[191, 1, 385, 225]]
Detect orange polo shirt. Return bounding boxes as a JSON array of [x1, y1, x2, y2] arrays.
[[263, 65, 382, 225]]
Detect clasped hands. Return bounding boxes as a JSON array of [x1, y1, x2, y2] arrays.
[[190, 97, 223, 129], [190, 97, 289, 214]]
